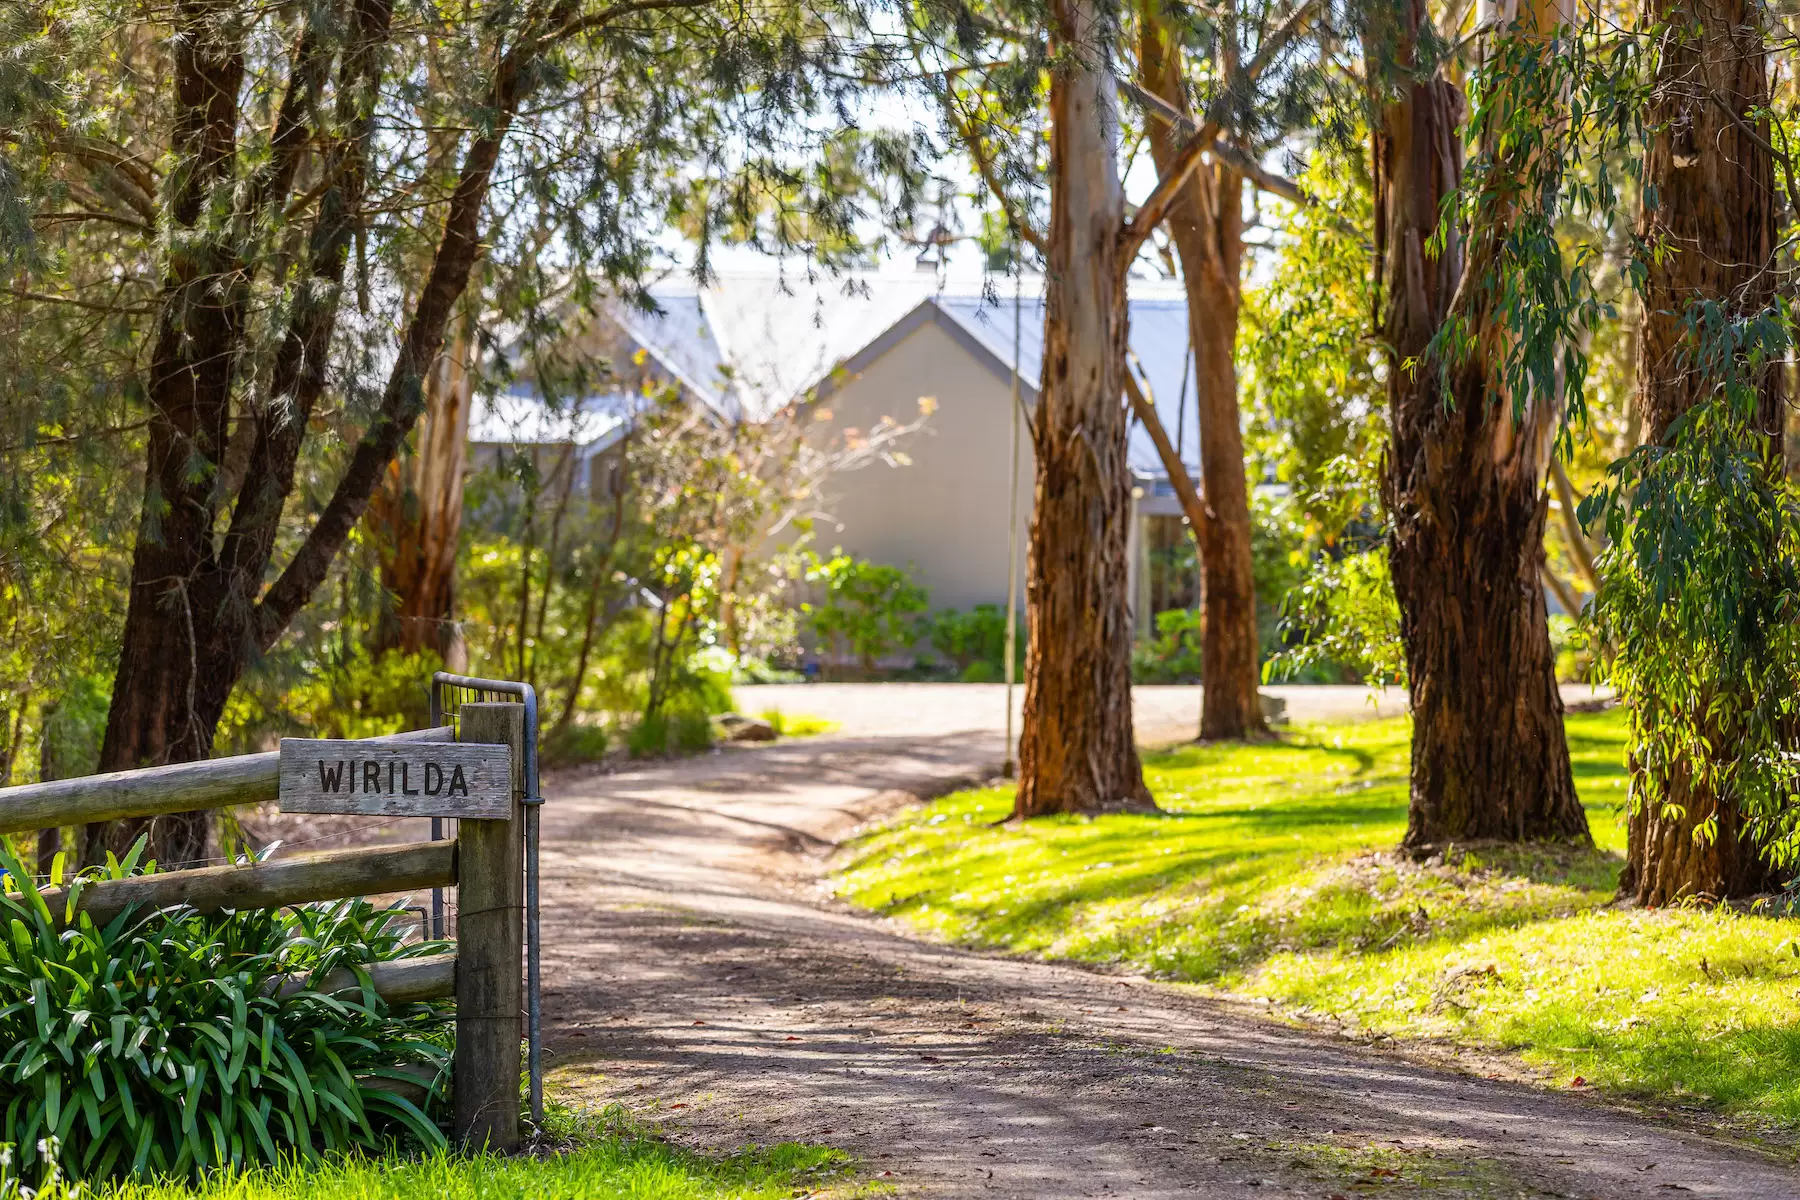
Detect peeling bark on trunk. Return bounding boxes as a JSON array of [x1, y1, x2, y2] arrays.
[[1015, 0, 1152, 818], [1619, 0, 1782, 905], [369, 310, 475, 664], [1373, 0, 1589, 851], [1137, 17, 1265, 742]]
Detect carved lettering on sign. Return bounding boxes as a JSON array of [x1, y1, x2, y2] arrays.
[[278, 740, 512, 819]]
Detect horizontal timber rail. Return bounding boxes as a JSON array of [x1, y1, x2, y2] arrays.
[[0, 705, 529, 1150], [0, 726, 453, 835], [43, 840, 456, 926], [274, 953, 458, 1006]]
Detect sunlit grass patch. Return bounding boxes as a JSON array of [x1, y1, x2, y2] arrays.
[[1253, 906, 1800, 1124], [835, 713, 1627, 982], [758, 709, 840, 738], [829, 710, 1800, 1127], [52, 1107, 868, 1200]]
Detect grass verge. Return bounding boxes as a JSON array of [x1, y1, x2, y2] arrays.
[[758, 709, 840, 738], [37, 1107, 869, 1200], [833, 709, 1800, 1131]]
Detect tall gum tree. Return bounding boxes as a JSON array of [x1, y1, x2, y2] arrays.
[[918, 0, 1301, 803], [367, 310, 475, 666], [1015, 0, 1153, 815], [1369, 0, 1591, 848], [1129, 1, 1323, 742], [1617, 0, 1782, 904], [11, 0, 873, 865]]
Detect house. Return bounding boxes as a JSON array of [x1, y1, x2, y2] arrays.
[[476, 267, 1211, 633]]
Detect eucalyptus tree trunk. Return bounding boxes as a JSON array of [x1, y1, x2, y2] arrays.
[[1374, 0, 1589, 850], [368, 310, 475, 666], [1014, 0, 1152, 817], [1620, 0, 1781, 904], [1138, 16, 1266, 742]]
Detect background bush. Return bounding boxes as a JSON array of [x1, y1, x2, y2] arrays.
[[925, 605, 1023, 682], [797, 550, 929, 673], [1131, 609, 1204, 684], [0, 844, 450, 1182]]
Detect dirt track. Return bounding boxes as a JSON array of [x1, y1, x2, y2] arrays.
[[539, 687, 1793, 1199]]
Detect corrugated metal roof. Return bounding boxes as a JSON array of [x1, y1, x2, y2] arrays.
[[607, 285, 735, 417], [488, 270, 1211, 479], [468, 384, 633, 447], [931, 290, 1200, 475]]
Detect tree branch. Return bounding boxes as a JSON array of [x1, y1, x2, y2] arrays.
[[1241, 0, 1322, 86], [1119, 119, 1214, 269], [1123, 359, 1210, 537], [1540, 563, 1583, 621], [48, 136, 158, 221], [1119, 79, 1308, 206], [253, 22, 532, 648], [1549, 457, 1602, 594], [539, 0, 716, 49], [222, 0, 398, 603]]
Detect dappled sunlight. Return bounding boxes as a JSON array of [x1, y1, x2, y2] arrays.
[[1252, 905, 1800, 1125], [836, 715, 1635, 981], [830, 710, 1800, 1125]]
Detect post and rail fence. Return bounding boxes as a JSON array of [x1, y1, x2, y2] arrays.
[[0, 676, 545, 1152]]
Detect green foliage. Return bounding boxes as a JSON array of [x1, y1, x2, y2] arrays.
[[0, 843, 450, 1182], [798, 551, 929, 672], [221, 649, 439, 752], [1430, 18, 1610, 426], [1242, 139, 1384, 547], [1265, 550, 1406, 687], [627, 708, 717, 758], [1547, 614, 1600, 684], [36, 676, 110, 782], [924, 605, 1017, 678], [541, 722, 610, 767], [1584, 396, 1800, 861], [1131, 610, 1203, 685]]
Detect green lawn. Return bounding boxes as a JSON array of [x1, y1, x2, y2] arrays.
[[35, 1109, 867, 1200], [834, 710, 1800, 1131]]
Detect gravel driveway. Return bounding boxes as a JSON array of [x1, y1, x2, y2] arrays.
[[732, 681, 1614, 745], [538, 689, 1790, 1200]]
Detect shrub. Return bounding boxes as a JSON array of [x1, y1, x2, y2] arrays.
[[542, 721, 610, 766], [0, 843, 451, 1182], [925, 605, 1020, 679], [1546, 613, 1605, 684], [1131, 609, 1204, 684], [216, 648, 441, 754], [797, 551, 928, 672], [627, 708, 715, 756]]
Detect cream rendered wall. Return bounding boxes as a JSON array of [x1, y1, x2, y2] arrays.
[[810, 318, 1034, 614]]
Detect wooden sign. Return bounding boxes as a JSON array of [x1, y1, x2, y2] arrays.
[[278, 739, 513, 819]]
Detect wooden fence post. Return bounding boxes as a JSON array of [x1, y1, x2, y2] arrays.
[[453, 703, 524, 1151]]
